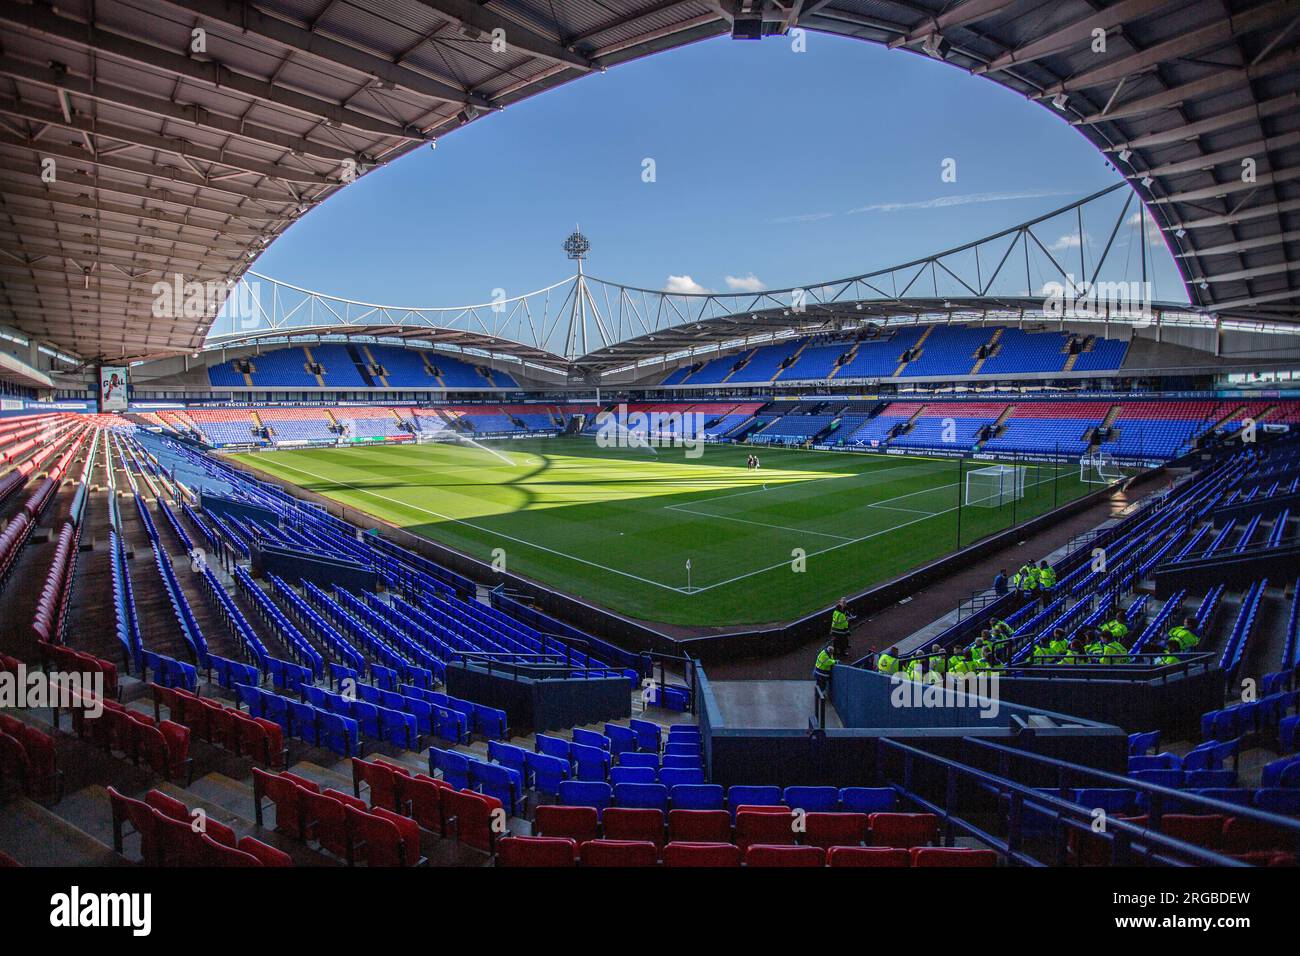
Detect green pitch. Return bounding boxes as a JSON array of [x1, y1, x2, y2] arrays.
[[229, 438, 1097, 627]]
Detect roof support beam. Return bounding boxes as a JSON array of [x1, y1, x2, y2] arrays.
[[0, 96, 338, 187], [0, 184, 264, 237], [1148, 166, 1300, 205], [0, 2, 431, 138], [0, 168, 286, 222], [1073, 48, 1300, 124], [977, 0, 1173, 75], [154, 0, 490, 107], [0, 133, 311, 206], [1041, 0, 1296, 95], [1175, 231, 1300, 258], [411, 0, 595, 71], [0, 53, 360, 162]]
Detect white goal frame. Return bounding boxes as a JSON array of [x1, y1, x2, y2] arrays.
[[1079, 451, 1124, 485], [965, 464, 1026, 508]]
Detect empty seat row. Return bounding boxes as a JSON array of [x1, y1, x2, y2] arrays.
[[499, 838, 992, 867], [107, 787, 290, 867]]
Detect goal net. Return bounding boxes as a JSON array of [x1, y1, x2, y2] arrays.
[[965, 464, 1026, 507], [1079, 452, 1124, 485]]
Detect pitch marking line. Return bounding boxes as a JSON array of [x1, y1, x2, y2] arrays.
[[252, 457, 695, 594]]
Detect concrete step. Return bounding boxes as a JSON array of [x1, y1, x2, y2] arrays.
[[0, 795, 127, 866]]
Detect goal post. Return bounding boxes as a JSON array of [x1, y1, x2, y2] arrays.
[[1079, 451, 1124, 485], [964, 464, 1026, 507]]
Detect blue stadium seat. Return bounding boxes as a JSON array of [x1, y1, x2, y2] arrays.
[[618, 752, 659, 770], [671, 784, 725, 811], [783, 786, 839, 813], [659, 767, 705, 788], [610, 766, 657, 785], [728, 785, 781, 819], [614, 783, 669, 813], [526, 752, 570, 798], [557, 780, 612, 814], [839, 788, 898, 814], [430, 747, 471, 791], [628, 719, 662, 752], [571, 742, 610, 781]]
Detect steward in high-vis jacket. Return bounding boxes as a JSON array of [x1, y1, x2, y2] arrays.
[[1166, 617, 1200, 652], [830, 598, 851, 655], [947, 651, 972, 676], [1031, 635, 1055, 664], [928, 649, 947, 675], [876, 648, 900, 675], [1037, 561, 1057, 592], [1100, 616, 1129, 644], [814, 644, 838, 692]]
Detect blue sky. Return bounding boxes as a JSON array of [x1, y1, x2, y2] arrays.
[[249, 32, 1186, 309]]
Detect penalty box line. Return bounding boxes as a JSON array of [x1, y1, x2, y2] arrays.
[[681, 465, 1070, 595], [254, 457, 695, 595]]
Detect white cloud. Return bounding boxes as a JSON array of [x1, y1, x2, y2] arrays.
[[1049, 232, 1090, 251], [847, 188, 1075, 215], [768, 211, 835, 224], [1126, 211, 1166, 242], [724, 273, 766, 293], [663, 275, 710, 295]]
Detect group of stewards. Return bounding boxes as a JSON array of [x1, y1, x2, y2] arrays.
[[873, 610, 1201, 679]]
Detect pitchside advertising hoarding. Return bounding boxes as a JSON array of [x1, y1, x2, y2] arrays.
[[99, 366, 128, 411]]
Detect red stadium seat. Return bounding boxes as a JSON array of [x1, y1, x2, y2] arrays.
[[868, 812, 939, 848], [346, 806, 422, 867], [827, 846, 911, 867], [580, 839, 659, 867], [1222, 817, 1294, 855], [498, 836, 577, 867], [107, 786, 163, 865], [803, 812, 868, 849], [369, 806, 424, 866], [253, 768, 315, 839], [534, 804, 599, 850], [442, 789, 503, 853], [302, 790, 357, 859], [144, 790, 236, 848], [663, 841, 742, 867], [201, 834, 261, 867], [911, 847, 998, 867], [238, 837, 293, 867], [746, 844, 826, 867], [1159, 814, 1225, 849], [352, 757, 406, 811], [396, 773, 449, 833], [735, 808, 796, 851], [602, 807, 665, 847], [668, 809, 731, 844]]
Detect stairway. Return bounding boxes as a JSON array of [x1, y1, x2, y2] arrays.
[[301, 347, 326, 388], [826, 343, 858, 380], [773, 340, 811, 382], [893, 325, 933, 376], [970, 327, 1004, 375], [719, 348, 757, 384], [362, 345, 390, 388], [1101, 404, 1123, 430]]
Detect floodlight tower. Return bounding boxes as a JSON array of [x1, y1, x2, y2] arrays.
[[561, 227, 609, 360]]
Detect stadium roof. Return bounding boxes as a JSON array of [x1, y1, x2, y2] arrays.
[[0, 0, 1296, 364]]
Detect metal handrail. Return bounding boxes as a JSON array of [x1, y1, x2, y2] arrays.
[[964, 736, 1300, 840], [878, 738, 1252, 866]]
